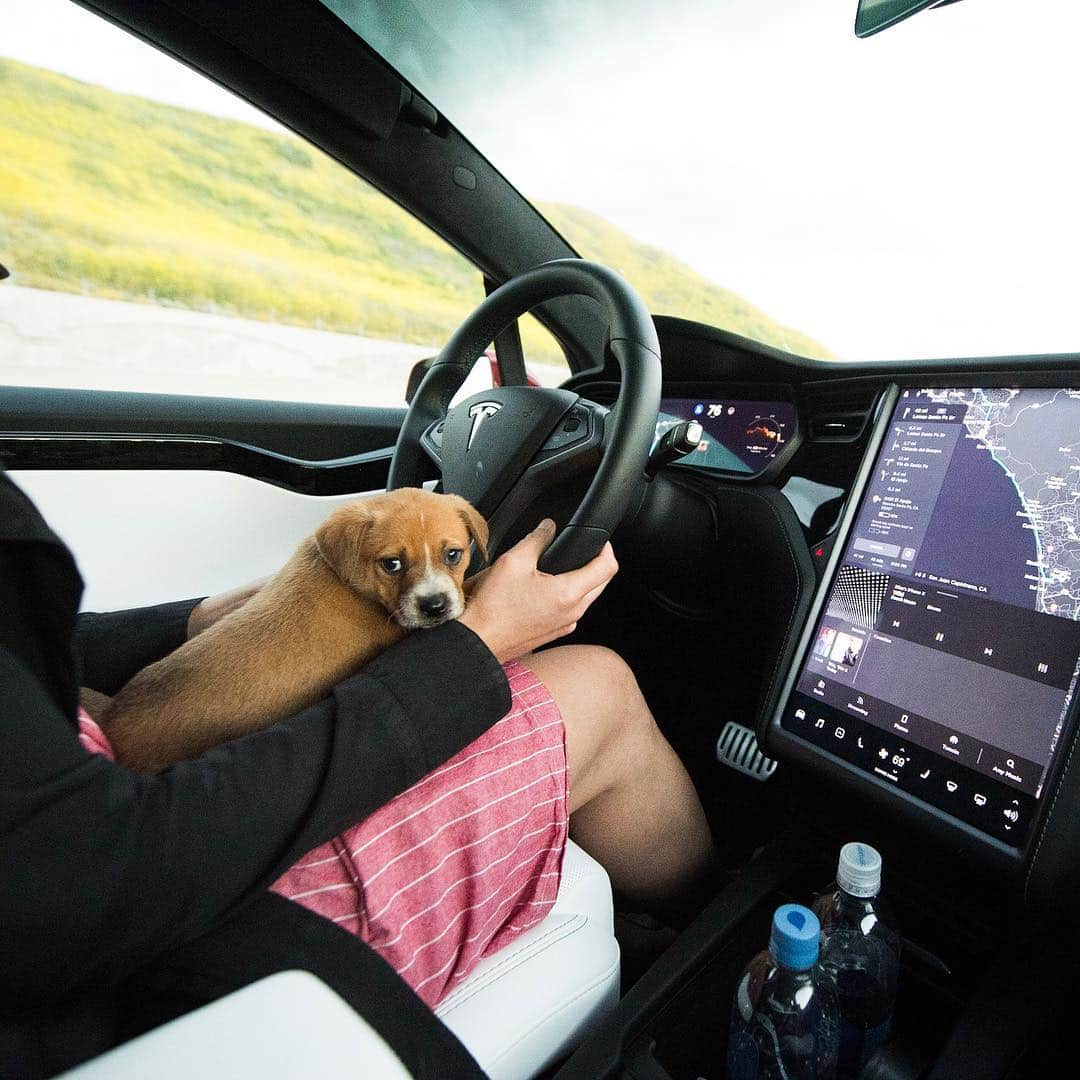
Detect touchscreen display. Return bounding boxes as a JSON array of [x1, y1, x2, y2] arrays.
[[783, 388, 1080, 845], [653, 398, 795, 476]]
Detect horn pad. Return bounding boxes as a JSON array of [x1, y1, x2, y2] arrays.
[[438, 387, 578, 516]]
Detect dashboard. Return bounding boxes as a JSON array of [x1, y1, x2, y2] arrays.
[[773, 386, 1080, 854], [589, 322, 1080, 878]]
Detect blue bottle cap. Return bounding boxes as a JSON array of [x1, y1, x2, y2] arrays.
[[769, 903, 820, 971]]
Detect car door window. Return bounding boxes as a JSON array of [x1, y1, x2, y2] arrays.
[[0, 0, 567, 406]]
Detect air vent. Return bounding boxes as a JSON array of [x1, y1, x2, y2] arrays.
[[805, 382, 880, 442], [810, 412, 867, 440], [716, 721, 778, 782]]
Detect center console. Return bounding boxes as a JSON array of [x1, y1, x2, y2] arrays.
[[555, 832, 993, 1080], [555, 378, 1080, 1080]]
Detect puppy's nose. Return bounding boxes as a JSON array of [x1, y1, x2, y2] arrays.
[[418, 594, 449, 619]]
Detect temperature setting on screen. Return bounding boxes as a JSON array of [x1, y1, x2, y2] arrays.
[[786, 692, 1037, 846]]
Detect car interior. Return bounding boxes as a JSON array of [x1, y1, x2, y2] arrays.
[[4, 1, 1079, 1078]]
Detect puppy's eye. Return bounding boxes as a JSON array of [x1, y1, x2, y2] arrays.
[[444, 548, 463, 567], [379, 557, 404, 575]]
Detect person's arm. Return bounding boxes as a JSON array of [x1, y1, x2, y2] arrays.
[[0, 620, 508, 1009], [75, 600, 202, 693], [2, 521, 618, 1009], [75, 579, 267, 693]]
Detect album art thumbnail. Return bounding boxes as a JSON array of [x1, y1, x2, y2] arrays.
[[813, 626, 837, 658], [829, 631, 864, 668]]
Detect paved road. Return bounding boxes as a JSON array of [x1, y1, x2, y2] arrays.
[[0, 285, 565, 406]]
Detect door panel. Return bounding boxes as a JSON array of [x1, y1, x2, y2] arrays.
[[0, 385, 406, 460], [14, 469, 370, 611]]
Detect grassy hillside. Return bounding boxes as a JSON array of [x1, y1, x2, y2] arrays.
[[540, 202, 831, 359], [0, 57, 831, 363]]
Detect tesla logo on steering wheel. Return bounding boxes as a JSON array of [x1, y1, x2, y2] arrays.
[[467, 401, 502, 450]]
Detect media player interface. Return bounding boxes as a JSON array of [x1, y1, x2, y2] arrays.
[[785, 388, 1080, 844]]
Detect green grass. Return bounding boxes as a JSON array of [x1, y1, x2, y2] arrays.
[[0, 57, 831, 364], [539, 202, 832, 359]]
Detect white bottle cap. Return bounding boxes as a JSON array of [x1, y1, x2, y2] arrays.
[[837, 842, 882, 898]]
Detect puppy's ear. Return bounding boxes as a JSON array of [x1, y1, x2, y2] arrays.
[[451, 496, 489, 568], [314, 501, 376, 585]]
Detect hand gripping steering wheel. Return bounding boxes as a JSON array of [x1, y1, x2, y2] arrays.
[[388, 259, 661, 574]]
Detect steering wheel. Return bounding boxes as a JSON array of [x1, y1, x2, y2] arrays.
[[388, 259, 661, 574]]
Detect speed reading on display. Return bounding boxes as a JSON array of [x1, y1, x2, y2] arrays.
[[653, 397, 795, 476]]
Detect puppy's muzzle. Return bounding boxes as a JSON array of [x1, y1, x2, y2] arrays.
[[398, 581, 464, 630], [418, 594, 450, 620]]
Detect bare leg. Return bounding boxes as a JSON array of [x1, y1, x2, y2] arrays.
[[524, 645, 715, 917]]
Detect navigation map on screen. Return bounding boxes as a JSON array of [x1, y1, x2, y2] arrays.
[[783, 388, 1080, 844]]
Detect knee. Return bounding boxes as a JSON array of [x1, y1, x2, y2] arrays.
[[579, 646, 657, 757]]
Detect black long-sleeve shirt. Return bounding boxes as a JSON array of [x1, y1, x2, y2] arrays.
[[0, 472, 509, 1068]]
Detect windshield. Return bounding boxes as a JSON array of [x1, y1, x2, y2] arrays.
[[323, 0, 1079, 362]]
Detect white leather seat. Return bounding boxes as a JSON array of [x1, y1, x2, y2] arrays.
[[58, 970, 414, 1079], [437, 839, 620, 1079], [58, 842, 619, 1080]]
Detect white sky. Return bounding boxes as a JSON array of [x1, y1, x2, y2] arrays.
[[2, 0, 279, 128], [4, 0, 1079, 361]]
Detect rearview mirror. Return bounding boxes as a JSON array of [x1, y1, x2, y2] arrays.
[[855, 0, 964, 39]]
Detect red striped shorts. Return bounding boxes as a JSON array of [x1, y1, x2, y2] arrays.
[[79, 661, 568, 1007], [273, 659, 568, 1006]]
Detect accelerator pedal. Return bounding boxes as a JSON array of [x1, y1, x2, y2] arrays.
[[716, 721, 777, 782]]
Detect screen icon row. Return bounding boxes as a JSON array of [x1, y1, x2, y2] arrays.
[[785, 694, 1032, 845]]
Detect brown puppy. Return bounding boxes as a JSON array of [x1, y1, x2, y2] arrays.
[[100, 488, 487, 773]]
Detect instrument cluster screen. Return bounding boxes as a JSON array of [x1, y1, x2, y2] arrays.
[[653, 398, 796, 476], [783, 388, 1080, 846]]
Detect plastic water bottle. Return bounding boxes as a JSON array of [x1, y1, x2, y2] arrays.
[[727, 904, 839, 1080], [813, 843, 899, 1079]]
